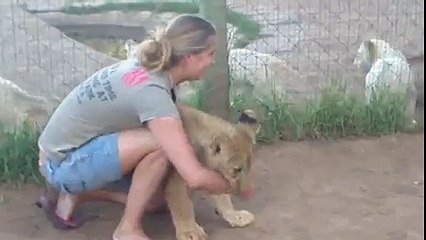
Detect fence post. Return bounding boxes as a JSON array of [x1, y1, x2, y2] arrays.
[[199, 0, 230, 120]]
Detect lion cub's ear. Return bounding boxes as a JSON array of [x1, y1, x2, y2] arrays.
[[237, 109, 260, 144]]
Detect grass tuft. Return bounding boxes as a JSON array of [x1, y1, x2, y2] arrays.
[[0, 120, 43, 185]]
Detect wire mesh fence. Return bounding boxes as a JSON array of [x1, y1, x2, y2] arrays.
[[226, 0, 424, 102], [0, 0, 118, 99], [0, 0, 424, 126]]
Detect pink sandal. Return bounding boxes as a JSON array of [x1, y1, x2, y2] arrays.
[[35, 194, 88, 230]]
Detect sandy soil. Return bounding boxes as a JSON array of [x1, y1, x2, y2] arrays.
[[0, 133, 424, 240]]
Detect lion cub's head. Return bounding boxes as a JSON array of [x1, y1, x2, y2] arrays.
[[204, 110, 259, 198]]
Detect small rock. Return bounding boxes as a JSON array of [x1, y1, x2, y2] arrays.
[[377, 206, 393, 216], [387, 231, 408, 240]]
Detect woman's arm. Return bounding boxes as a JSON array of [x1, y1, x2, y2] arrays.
[[147, 116, 230, 195], [133, 83, 229, 195]]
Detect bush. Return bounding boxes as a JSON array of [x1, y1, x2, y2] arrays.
[[0, 120, 43, 185]]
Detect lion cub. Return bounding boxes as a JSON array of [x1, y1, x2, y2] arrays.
[[165, 103, 259, 240]]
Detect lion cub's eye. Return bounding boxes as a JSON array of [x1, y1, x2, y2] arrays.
[[215, 144, 221, 154], [233, 167, 243, 175]]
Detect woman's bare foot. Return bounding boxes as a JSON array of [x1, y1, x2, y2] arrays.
[[36, 191, 87, 230], [113, 225, 152, 240], [55, 192, 78, 220], [113, 232, 152, 240]]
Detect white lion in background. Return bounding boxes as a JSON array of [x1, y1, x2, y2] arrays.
[[124, 34, 303, 103], [0, 76, 59, 131], [353, 38, 417, 122]]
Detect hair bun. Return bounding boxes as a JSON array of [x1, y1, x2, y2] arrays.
[[138, 27, 173, 72]]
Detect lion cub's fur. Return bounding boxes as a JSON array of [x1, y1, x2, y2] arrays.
[[165, 103, 259, 240]]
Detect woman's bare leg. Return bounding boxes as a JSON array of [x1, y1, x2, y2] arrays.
[[47, 188, 165, 229], [113, 150, 170, 240], [75, 190, 128, 204], [113, 127, 171, 239], [62, 188, 167, 214], [39, 126, 170, 239]]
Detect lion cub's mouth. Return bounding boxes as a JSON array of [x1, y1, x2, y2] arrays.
[[225, 175, 253, 199]]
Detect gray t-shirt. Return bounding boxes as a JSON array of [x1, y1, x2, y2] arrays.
[[38, 58, 180, 162]]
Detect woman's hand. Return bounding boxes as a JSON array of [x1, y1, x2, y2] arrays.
[[194, 168, 230, 195]]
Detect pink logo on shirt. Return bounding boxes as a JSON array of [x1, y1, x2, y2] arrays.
[[122, 68, 148, 86]]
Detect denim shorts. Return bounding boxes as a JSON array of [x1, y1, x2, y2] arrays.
[[42, 133, 127, 194]]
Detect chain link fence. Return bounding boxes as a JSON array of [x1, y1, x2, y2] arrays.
[[0, 0, 118, 99], [226, 0, 424, 102], [0, 0, 424, 126]]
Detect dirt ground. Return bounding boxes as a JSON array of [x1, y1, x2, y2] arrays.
[[0, 133, 424, 240]]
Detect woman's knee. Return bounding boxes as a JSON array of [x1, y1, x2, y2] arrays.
[[142, 150, 170, 170], [118, 127, 160, 173], [119, 127, 159, 150], [118, 127, 160, 163], [131, 150, 171, 189]]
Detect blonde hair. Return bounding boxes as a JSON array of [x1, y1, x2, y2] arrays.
[[138, 14, 217, 72]]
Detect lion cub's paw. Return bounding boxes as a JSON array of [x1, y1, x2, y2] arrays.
[[220, 210, 255, 228], [176, 224, 208, 240]]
